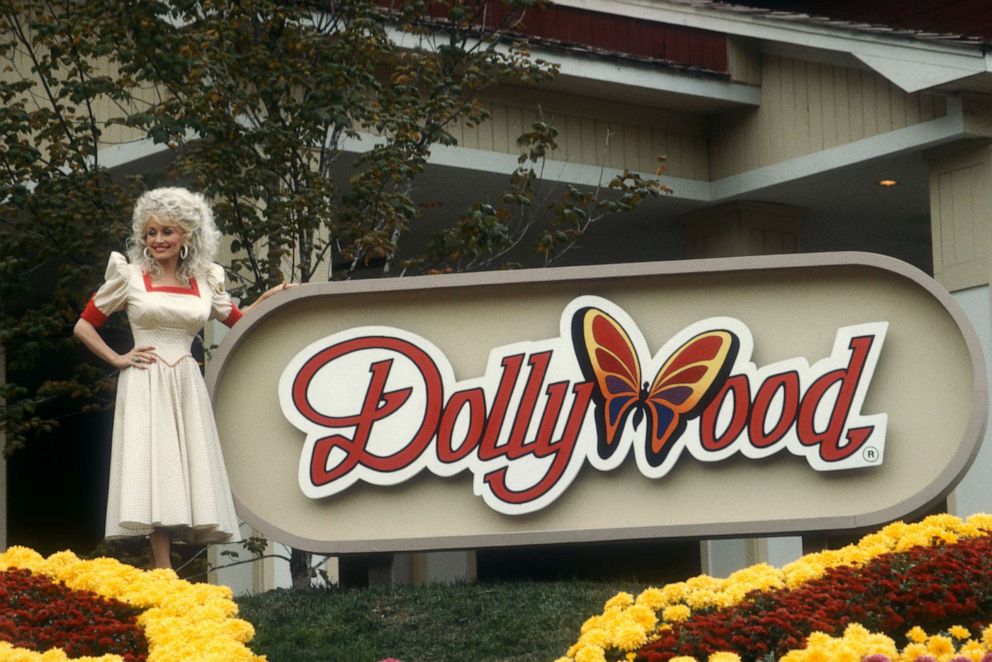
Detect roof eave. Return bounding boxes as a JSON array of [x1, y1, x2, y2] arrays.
[[551, 0, 992, 93]]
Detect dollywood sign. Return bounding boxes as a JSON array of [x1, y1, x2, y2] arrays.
[[280, 298, 886, 515], [208, 254, 987, 553]]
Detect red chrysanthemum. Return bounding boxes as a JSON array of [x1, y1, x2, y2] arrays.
[[0, 567, 148, 661], [636, 536, 992, 662]]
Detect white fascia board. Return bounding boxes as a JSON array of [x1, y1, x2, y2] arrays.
[[365, 96, 964, 203], [339, 131, 710, 201], [435, 141, 712, 199], [97, 99, 968, 206], [710, 97, 967, 200], [853, 52, 987, 93], [552, 0, 990, 92], [413, 97, 967, 202], [97, 138, 170, 169], [15, 138, 170, 194], [553, 52, 760, 106], [384, 25, 759, 108]]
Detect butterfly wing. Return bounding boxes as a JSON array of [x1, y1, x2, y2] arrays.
[[572, 307, 642, 459], [643, 331, 738, 467]]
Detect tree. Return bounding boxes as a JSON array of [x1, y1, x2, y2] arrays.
[[1, 0, 670, 583], [108, 0, 565, 586], [112, 0, 561, 294], [0, 0, 141, 455], [420, 120, 671, 272]]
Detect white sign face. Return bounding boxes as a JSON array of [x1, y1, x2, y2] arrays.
[[279, 296, 888, 515], [209, 254, 986, 553]]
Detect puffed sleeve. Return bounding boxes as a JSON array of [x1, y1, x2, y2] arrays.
[[80, 252, 130, 328], [206, 263, 243, 328]]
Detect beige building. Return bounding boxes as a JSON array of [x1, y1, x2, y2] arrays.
[[215, 0, 992, 591], [4, 1, 992, 591]]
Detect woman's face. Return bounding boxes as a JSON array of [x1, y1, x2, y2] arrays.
[[144, 218, 186, 264]]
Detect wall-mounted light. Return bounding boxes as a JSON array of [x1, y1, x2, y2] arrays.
[[877, 179, 899, 187]]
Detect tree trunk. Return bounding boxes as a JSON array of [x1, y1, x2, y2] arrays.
[[289, 547, 311, 588]]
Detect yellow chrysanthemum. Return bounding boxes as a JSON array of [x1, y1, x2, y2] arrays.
[[982, 625, 992, 649], [558, 514, 992, 661], [926, 634, 955, 658], [950, 625, 972, 640], [707, 652, 742, 662], [626, 605, 658, 630], [614, 622, 649, 650], [967, 513, 992, 531], [0, 547, 264, 662], [662, 604, 692, 623], [906, 626, 928, 643], [574, 644, 607, 662], [635, 587, 666, 610], [958, 640, 988, 662], [900, 642, 929, 660], [605, 592, 635, 610], [0, 641, 119, 662], [685, 589, 721, 610]]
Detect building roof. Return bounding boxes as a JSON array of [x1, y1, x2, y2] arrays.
[[710, 0, 991, 46]]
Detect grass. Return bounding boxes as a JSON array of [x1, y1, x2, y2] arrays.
[[236, 580, 643, 662]]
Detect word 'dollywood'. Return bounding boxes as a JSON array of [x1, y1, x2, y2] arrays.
[[279, 296, 888, 515]]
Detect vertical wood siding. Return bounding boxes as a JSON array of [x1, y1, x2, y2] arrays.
[[2, 41, 161, 151], [929, 145, 992, 291], [709, 55, 947, 180], [727, 37, 762, 85], [451, 87, 710, 180], [683, 202, 804, 258], [91, 58, 163, 148]]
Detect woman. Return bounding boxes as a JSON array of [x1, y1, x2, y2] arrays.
[[74, 187, 291, 569]]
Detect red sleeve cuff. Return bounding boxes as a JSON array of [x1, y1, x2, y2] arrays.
[[80, 297, 109, 328], [222, 303, 243, 328]]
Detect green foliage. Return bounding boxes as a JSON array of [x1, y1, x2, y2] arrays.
[[0, 0, 559, 454], [114, 0, 558, 290], [0, 0, 670, 462], [420, 121, 673, 271], [0, 1, 140, 454], [237, 580, 643, 662]]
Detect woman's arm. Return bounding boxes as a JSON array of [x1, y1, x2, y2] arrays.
[[73, 318, 157, 370], [240, 282, 299, 317]]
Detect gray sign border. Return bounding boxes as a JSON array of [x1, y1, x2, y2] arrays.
[[207, 252, 989, 552]]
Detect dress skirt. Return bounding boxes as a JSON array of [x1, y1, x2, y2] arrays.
[[105, 355, 241, 544]]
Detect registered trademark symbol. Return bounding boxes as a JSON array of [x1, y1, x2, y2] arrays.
[[862, 447, 879, 463]]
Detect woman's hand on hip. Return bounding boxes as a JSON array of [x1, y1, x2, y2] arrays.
[[114, 345, 157, 370]]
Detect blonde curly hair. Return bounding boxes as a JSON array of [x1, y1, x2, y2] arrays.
[[128, 187, 221, 283]]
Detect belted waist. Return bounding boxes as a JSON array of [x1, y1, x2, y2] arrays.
[[131, 328, 196, 366]]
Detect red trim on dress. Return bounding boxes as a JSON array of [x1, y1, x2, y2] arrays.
[[80, 297, 109, 328], [222, 304, 243, 328], [143, 272, 200, 296]]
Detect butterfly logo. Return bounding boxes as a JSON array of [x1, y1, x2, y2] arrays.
[[571, 306, 739, 467]]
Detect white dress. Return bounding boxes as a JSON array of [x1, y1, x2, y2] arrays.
[[82, 252, 241, 544]]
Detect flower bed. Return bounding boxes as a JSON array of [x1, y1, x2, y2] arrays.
[[557, 514, 992, 662], [0, 546, 265, 662], [0, 567, 146, 660]]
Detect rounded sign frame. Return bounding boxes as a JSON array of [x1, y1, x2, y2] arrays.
[[207, 252, 988, 553]]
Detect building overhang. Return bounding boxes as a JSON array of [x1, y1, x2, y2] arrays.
[[552, 0, 992, 93], [386, 24, 760, 115], [547, 49, 760, 113]]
